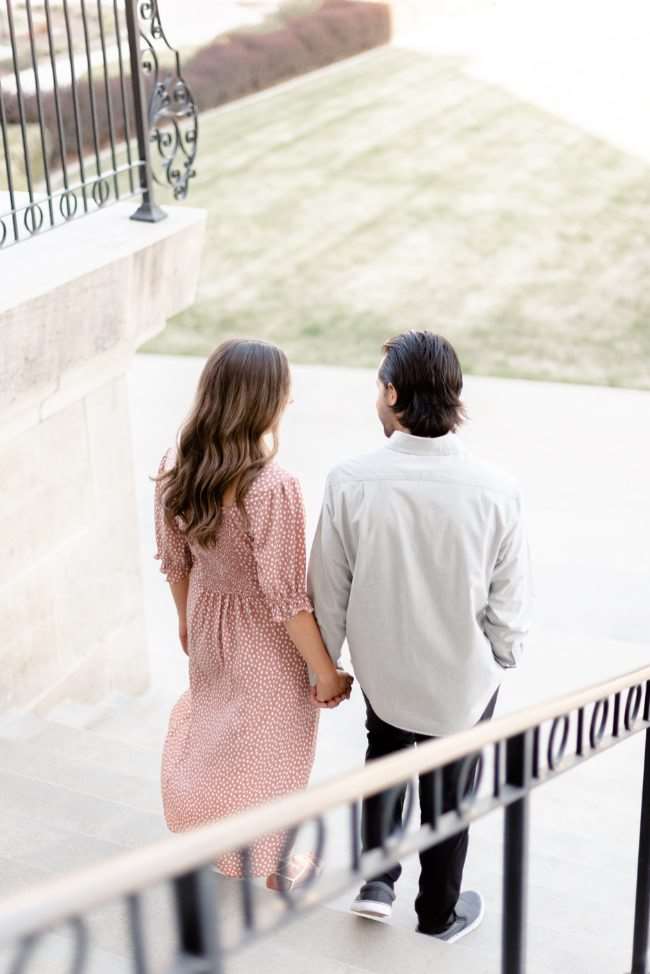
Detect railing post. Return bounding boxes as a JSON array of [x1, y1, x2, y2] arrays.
[[630, 728, 650, 974], [173, 868, 223, 973], [124, 0, 166, 223], [502, 731, 530, 974]]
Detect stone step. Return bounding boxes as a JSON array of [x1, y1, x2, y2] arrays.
[[0, 769, 167, 859], [0, 803, 135, 881], [0, 692, 642, 974], [2, 693, 166, 780], [0, 859, 128, 974], [0, 738, 161, 816], [0, 706, 165, 900], [0, 934, 126, 974], [229, 902, 488, 974], [73, 689, 175, 752], [38, 694, 130, 731], [0, 871, 493, 974], [1, 711, 161, 783]]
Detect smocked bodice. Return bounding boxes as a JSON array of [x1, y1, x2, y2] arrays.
[[154, 456, 313, 625], [188, 510, 262, 598]]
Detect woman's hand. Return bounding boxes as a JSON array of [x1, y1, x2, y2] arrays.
[[178, 619, 189, 655], [170, 577, 190, 656], [283, 611, 352, 707], [314, 669, 353, 708]]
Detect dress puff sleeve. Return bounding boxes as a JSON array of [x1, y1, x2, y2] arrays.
[[154, 450, 193, 584], [249, 474, 314, 624]]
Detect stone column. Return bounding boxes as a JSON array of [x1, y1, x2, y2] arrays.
[[0, 202, 206, 713]]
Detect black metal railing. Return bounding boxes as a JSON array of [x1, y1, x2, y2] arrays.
[[0, 0, 197, 248], [0, 667, 649, 974]]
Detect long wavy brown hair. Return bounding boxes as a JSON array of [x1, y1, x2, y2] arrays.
[[157, 339, 291, 547]]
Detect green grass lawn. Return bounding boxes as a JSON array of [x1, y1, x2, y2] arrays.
[[145, 46, 650, 389]]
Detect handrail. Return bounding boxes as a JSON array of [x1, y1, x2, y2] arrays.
[[1, 661, 649, 943]]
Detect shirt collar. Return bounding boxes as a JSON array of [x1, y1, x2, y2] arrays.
[[385, 430, 464, 457]]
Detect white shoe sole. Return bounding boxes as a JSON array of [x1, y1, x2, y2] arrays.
[[442, 896, 485, 944], [350, 899, 393, 921]]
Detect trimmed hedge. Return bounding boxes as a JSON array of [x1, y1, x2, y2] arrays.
[[3, 0, 390, 166], [33, 76, 135, 166], [184, 0, 392, 112]]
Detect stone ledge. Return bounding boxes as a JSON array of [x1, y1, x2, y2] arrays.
[[0, 202, 207, 439], [0, 202, 207, 313]]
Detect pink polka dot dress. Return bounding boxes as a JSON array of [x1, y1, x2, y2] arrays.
[[154, 451, 319, 877]]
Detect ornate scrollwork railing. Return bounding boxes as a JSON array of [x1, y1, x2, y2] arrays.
[[1, 666, 649, 974], [0, 0, 198, 247], [136, 0, 198, 202]]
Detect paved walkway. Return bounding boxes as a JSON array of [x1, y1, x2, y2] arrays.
[[129, 353, 650, 970], [156, 0, 291, 46], [400, 0, 650, 162]]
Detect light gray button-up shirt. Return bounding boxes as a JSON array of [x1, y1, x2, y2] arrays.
[[308, 431, 532, 736]]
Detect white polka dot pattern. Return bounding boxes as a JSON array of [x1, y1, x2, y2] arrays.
[[154, 452, 319, 877]]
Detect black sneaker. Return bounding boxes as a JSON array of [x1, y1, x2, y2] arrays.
[[350, 880, 396, 921], [418, 890, 484, 944]]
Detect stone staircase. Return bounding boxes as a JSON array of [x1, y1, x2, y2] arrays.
[[0, 693, 487, 974], [0, 691, 643, 974]]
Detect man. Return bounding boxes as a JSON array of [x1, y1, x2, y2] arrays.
[[308, 331, 531, 943]]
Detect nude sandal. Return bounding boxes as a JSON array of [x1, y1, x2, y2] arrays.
[[266, 853, 322, 892]]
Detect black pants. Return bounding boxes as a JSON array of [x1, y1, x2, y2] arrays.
[[361, 690, 498, 934]]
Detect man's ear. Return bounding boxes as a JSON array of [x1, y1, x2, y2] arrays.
[[386, 383, 399, 408]]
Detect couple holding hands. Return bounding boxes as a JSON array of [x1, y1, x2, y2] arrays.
[[154, 330, 531, 943]]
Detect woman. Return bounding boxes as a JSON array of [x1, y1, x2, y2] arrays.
[[154, 339, 351, 885]]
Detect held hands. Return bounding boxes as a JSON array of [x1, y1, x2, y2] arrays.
[[311, 669, 354, 710]]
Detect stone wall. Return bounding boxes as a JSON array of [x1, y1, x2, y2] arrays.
[[0, 202, 206, 713]]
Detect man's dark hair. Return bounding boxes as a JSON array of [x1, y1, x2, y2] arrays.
[[379, 331, 466, 437]]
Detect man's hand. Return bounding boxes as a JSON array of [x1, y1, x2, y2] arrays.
[[178, 619, 188, 655]]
